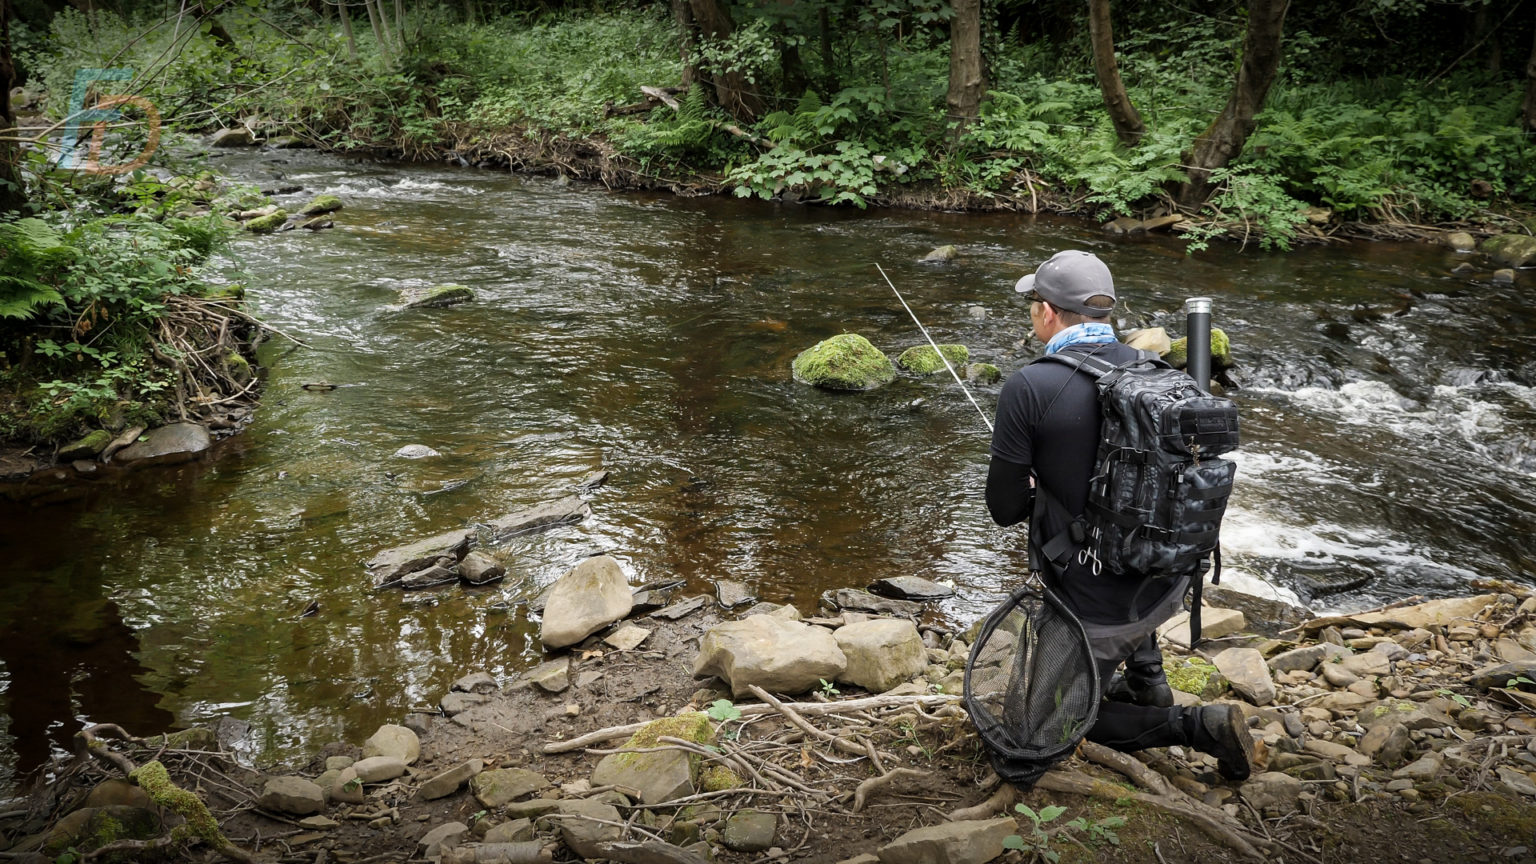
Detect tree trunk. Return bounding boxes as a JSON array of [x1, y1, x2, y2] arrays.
[[1088, 0, 1143, 147], [1176, 0, 1290, 208], [339, 0, 357, 62], [364, 0, 391, 61], [686, 0, 763, 123], [670, 0, 696, 89], [0, 0, 24, 216], [818, 5, 835, 94], [1523, 13, 1536, 132], [394, 0, 406, 52], [195, 2, 237, 52], [945, 0, 986, 136]]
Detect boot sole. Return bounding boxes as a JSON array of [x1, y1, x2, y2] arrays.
[[1212, 705, 1254, 782]]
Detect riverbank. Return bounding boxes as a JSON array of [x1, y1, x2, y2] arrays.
[[7, 558, 1532, 863]]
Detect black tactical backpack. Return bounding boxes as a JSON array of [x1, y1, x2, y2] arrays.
[[1031, 349, 1239, 592]]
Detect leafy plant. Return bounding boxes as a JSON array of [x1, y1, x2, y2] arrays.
[[706, 699, 741, 723], [1003, 803, 1069, 861], [819, 678, 840, 697]]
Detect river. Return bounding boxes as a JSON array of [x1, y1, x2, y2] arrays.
[[2, 149, 1533, 791]]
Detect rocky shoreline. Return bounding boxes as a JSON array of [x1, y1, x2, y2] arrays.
[[6, 525, 1534, 863]]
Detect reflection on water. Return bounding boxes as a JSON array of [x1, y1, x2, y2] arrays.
[[1, 149, 1533, 788]]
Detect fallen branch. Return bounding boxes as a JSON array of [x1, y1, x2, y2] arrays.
[[1036, 767, 1269, 860], [852, 768, 927, 813]]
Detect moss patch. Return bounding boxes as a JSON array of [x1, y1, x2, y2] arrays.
[[965, 362, 1002, 384], [1167, 657, 1226, 699], [1480, 233, 1536, 267], [791, 333, 897, 391], [896, 344, 969, 375], [699, 764, 744, 792], [243, 209, 288, 233], [401, 284, 476, 309], [1166, 327, 1231, 371], [131, 760, 228, 847]]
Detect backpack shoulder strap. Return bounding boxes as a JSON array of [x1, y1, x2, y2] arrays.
[[1033, 347, 1163, 384]]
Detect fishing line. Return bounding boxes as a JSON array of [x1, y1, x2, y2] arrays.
[[875, 263, 994, 434]]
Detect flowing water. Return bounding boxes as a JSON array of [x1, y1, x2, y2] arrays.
[[2, 149, 1533, 790]]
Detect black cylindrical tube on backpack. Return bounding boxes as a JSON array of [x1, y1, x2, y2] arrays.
[[1185, 297, 1213, 393]]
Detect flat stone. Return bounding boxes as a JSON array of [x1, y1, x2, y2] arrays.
[[351, 756, 408, 783], [541, 555, 634, 649], [329, 767, 364, 803], [394, 444, 441, 459], [592, 743, 695, 805], [553, 799, 623, 858], [1465, 661, 1536, 690], [298, 815, 339, 829], [1358, 699, 1454, 731], [1496, 766, 1536, 797], [441, 691, 494, 714], [722, 810, 777, 853], [362, 724, 420, 765], [867, 576, 955, 601], [1314, 692, 1374, 716], [875, 817, 1016, 864], [418, 758, 483, 800], [113, 423, 211, 466], [1303, 739, 1371, 767], [1340, 652, 1392, 677], [822, 588, 922, 617], [367, 528, 473, 587], [258, 776, 326, 816], [604, 624, 652, 651], [1213, 647, 1276, 706], [401, 563, 458, 589], [1354, 595, 1498, 630], [473, 769, 552, 808], [503, 798, 564, 819], [1159, 606, 1247, 648], [1322, 663, 1360, 688], [452, 672, 499, 694], [651, 595, 710, 620], [1359, 721, 1413, 767], [1268, 643, 1350, 673], [693, 614, 847, 697], [476, 494, 590, 545], [1392, 752, 1443, 781], [835, 618, 928, 693]]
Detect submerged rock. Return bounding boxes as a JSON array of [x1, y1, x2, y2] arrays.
[[921, 245, 958, 262], [209, 127, 256, 147], [58, 429, 112, 461], [791, 333, 896, 391], [300, 194, 344, 216], [964, 362, 1001, 384], [896, 344, 968, 375], [243, 209, 289, 234], [1166, 327, 1232, 372], [400, 284, 475, 309]]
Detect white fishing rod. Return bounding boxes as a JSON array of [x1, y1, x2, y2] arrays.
[[875, 263, 994, 434]]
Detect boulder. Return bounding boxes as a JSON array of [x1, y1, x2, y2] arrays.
[[400, 284, 476, 309], [1358, 720, 1413, 767], [722, 810, 777, 852], [1267, 643, 1349, 673], [540, 555, 634, 649], [1339, 652, 1391, 677], [791, 334, 897, 391], [113, 423, 211, 466], [1124, 327, 1172, 357], [300, 194, 343, 216], [418, 822, 469, 858], [366, 529, 473, 585], [896, 344, 968, 375], [591, 714, 715, 805], [1158, 606, 1246, 648], [553, 800, 623, 858], [868, 576, 955, 601], [258, 776, 326, 816], [822, 588, 922, 617], [483, 820, 534, 843], [693, 615, 848, 697], [1166, 328, 1232, 372], [43, 806, 161, 854], [472, 769, 552, 808], [1444, 231, 1477, 252], [460, 551, 506, 585], [921, 245, 958, 262], [361, 724, 420, 765], [210, 127, 256, 147], [1391, 752, 1442, 782], [1481, 233, 1536, 268], [1167, 656, 1227, 700], [243, 209, 289, 234], [964, 363, 1001, 384], [401, 564, 458, 589], [418, 758, 483, 800], [476, 495, 590, 545], [1213, 647, 1276, 705], [875, 817, 1016, 864], [834, 619, 928, 693]]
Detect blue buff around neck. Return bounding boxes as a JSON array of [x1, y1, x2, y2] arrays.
[[1044, 322, 1118, 356]]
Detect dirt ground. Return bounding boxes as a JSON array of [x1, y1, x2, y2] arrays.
[[6, 601, 1535, 864]]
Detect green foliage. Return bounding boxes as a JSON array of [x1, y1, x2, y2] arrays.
[[706, 699, 741, 723], [0, 218, 73, 319], [819, 678, 840, 696], [617, 88, 721, 159], [730, 140, 879, 207], [1003, 803, 1069, 861]]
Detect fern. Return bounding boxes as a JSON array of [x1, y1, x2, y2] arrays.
[[0, 218, 74, 319]]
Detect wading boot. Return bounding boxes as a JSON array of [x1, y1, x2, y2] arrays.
[[1105, 664, 1174, 708], [1189, 704, 1254, 782]]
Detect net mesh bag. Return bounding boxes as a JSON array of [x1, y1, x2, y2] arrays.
[[964, 584, 1100, 788]]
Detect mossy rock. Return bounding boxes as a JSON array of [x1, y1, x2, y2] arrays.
[[965, 362, 1002, 384], [1166, 327, 1232, 372], [43, 805, 161, 854], [791, 333, 897, 391], [1168, 657, 1227, 700], [699, 763, 744, 792], [59, 429, 113, 460], [223, 352, 253, 384], [243, 209, 288, 234], [896, 344, 969, 375], [1480, 233, 1536, 268], [205, 283, 245, 302], [300, 194, 343, 216], [401, 284, 476, 309], [142, 727, 218, 750]]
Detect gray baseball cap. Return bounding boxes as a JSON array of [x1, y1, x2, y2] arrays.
[[1013, 250, 1115, 317]]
